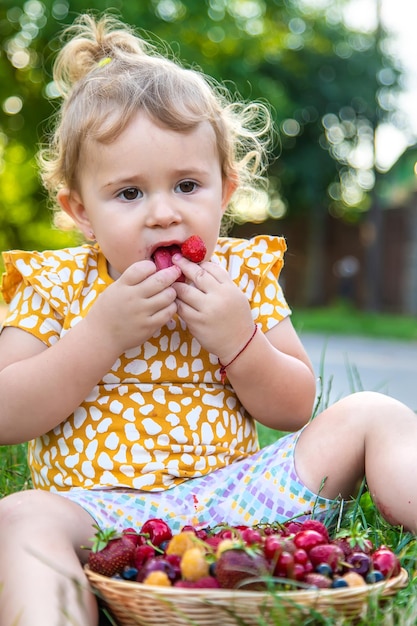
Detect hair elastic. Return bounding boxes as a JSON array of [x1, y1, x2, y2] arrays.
[[218, 324, 258, 384], [97, 57, 112, 68]]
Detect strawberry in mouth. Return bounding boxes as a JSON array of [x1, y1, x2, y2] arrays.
[[152, 245, 181, 271], [152, 236, 207, 281]]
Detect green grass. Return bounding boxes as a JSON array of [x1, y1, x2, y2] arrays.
[[0, 442, 31, 498], [291, 301, 417, 341]]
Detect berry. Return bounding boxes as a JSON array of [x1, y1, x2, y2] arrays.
[[143, 570, 172, 586], [137, 557, 178, 583], [152, 247, 177, 271], [241, 527, 263, 546], [134, 543, 156, 568], [180, 547, 210, 581], [342, 571, 366, 587], [315, 563, 334, 578], [180, 235, 206, 263], [293, 529, 326, 553], [273, 550, 295, 579], [371, 546, 401, 578], [304, 572, 332, 589], [299, 520, 330, 542], [121, 528, 141, 546], [166, 531, 196, 556], [332, 577, 349, 588], [366, 570, 385, 584], [264, 535, 294, 561], [140, 518, 172, 547], [88, 527, 136, 577], [347, 551, 372, 576], [309, 543, 344, 572], [121, 566, 139, 580]]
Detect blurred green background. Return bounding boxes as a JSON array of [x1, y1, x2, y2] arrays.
[[1, 0, 417, 314]]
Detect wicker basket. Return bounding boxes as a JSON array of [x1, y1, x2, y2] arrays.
[[86, 567, 408, 626]]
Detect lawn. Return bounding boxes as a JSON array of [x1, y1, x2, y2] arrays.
[[1, 303, 417, 625], [291, 302, 417, 341]]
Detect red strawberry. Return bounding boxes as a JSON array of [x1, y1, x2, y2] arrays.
[[87, 527, 136, 577], [181, 235, 206, 263], [304, 572, 332, 589], [293, 529, 326, 552], [299, 519, 330, 542], [153, 246, 177, 271]]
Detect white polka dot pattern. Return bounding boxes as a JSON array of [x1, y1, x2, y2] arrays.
[[1, 236, 290, 492]]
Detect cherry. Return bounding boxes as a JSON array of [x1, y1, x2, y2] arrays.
[[140, 518, 173, 547], [293, 563, 307, 581], [134, 544, 155, 568], [241, 528, 263, 546], [121, 528, 142, 546], [283, 521, 303, 535], [264, 535, 284, 561], [273, 551, 295, 579], [293, 548, 309, 566], [371, 546, 401, 578]]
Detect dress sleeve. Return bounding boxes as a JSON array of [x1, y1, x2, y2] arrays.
[[215, 235, 291, 332], [0, 248, 90, 345]]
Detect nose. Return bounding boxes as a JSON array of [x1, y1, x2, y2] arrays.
[[145, 194, 182, 228]]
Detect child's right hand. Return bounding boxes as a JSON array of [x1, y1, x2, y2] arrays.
[[86, 260, 182, 355]]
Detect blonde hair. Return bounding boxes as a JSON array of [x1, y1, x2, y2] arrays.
[[39, 13, 273, 230]]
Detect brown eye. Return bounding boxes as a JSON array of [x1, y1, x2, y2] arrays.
[[176, 181, 197, 194], [120, 187, 141, 200]]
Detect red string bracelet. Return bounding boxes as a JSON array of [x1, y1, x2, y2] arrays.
[[218, 324, 258, 384]]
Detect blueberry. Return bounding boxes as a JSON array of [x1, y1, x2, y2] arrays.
[[315, 563, 333, 578], [122, 566, 139, 580], [331, 577, 348, 588], [366, 570, 385, 584]]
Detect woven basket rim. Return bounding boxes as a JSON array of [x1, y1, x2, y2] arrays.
[[85, 565, 408, 600]]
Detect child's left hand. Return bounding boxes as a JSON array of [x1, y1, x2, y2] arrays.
[[172, 255, 255, 365]]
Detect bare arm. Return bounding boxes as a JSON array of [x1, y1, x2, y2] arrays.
[[173, 256, 316, 432], [0, 261, 181, 444], [213, 317, 316, 431]]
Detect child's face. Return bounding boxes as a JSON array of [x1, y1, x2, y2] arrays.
[[59, 111, 235, 279]]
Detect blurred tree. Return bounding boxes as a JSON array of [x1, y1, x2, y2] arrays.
[[0, 0, 403, 305]]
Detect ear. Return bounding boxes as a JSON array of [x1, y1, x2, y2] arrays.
[[221, 171, 238, 212], [57, 189, 94, 240]]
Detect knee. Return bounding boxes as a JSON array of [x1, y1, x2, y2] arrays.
[[0, 491, 34, 530], [0, 490, 54, 532], [338, 391, 415, 418]]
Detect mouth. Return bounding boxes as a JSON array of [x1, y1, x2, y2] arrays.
[[151, 244, 181, 271]]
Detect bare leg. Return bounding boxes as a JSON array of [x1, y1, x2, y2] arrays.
[[0, 490, 99, 626], [295, 391, 417, 532]]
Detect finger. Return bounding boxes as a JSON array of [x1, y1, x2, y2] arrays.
[[121, 260, 156, 286], [172, 256, 228, 286], [122, 261, 182, 293]]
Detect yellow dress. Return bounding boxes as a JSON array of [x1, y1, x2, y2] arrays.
[[1, 235, 290, 492]]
